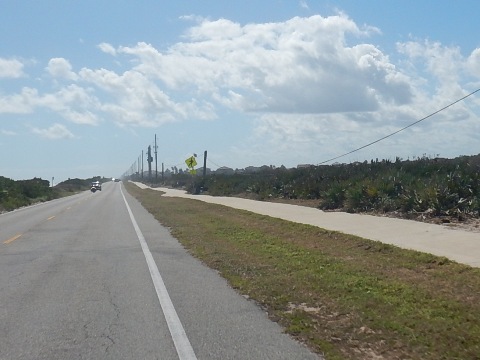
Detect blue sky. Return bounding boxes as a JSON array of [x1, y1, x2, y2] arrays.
[[1, 1, 480, 181]]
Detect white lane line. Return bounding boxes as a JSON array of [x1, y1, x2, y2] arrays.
[[120, 187, 197, 360]]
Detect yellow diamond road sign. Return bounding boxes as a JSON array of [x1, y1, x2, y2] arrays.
[[185, 156, 197, 168]]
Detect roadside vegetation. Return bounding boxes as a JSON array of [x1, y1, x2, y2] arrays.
[[142, 154, 480, 225], [125, 181, 480, 360], [0, 176, 107, 213]]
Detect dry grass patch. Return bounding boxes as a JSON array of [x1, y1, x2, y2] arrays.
[[126, 182, 480, 360]]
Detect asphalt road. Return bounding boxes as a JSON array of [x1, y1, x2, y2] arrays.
[[0, 182, 320, 360]]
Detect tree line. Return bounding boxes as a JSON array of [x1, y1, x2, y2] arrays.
[[0, 176, 106, 212]]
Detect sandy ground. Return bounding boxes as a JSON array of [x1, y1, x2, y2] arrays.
[[132, 183, 480, 268]]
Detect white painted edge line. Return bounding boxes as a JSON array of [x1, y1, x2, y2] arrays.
[[121, 186, 197, 360]]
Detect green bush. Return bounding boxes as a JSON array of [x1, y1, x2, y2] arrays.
[[1, 176, 57, 212]]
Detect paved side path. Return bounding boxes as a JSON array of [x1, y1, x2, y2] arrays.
[[133, 183, 480, 268]]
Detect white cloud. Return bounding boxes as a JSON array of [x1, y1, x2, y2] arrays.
[[300, 1, 309, 10], [0, 87, 37, 114], [31, 123, 74, 139], [179, 14, 206, 23], [0, 58, 24, 78], [1, 129, 16, 136], [0, 85, 100, 125], [184, 18, 243, 41], [29, 84, 100, 125], [46, 58, 78, 80], [237, 102, 480, 168], [97, 42, 117, 56], [3, 14, 480, 166], [79, 66, 216, 126], [466, 48, 480, 79], [61, 109, 99, 125], [117, 15, 406, 115]]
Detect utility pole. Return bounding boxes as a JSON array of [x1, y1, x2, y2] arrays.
[[142, 150, 144, 178], [203, 150, 207, 177], [154, 134, 158, 179], [147, 145, 153, 179]]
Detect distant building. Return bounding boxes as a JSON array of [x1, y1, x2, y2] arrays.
[[244, 166, 261, 173], [194, 167, 212, 176], [215, 166, 235, 175]]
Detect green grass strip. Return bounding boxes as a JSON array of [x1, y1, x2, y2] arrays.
[[126, 182, 480, 360]]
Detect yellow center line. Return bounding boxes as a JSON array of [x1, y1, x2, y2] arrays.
[[3, 201, 79, 246], [4, 234, 22, 245]]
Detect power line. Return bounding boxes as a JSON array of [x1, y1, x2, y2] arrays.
[[207, 158, 223, 169], [317, 88, 480, 165]]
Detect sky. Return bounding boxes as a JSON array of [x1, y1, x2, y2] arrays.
[[1, 1, 480, 182]]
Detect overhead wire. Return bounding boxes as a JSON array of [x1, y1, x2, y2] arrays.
[[317, 87, 480, 165], [207, 158, 223, 169]]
